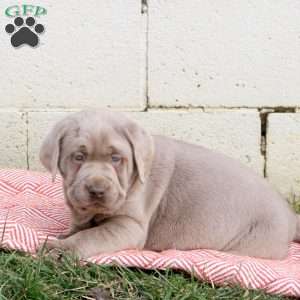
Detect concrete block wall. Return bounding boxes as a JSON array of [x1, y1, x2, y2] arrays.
[[0, 0, 299, 201]]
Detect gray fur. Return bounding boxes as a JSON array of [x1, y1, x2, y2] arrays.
[[40, 110, 300, 259]]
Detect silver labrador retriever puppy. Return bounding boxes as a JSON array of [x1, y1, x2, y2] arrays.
[[40, 110, 300, 259]]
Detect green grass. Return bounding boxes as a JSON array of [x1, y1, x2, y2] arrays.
[[0, 201, 298, 300], [291, 198, 300, 214], [0, 250, 291, 300]]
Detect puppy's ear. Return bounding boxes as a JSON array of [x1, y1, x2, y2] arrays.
[[124, 122, 154, 184], [39, 117, 75, 182]]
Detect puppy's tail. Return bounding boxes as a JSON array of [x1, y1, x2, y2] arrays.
[[295, 215, 300, 242]]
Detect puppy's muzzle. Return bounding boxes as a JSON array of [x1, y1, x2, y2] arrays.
[[84, 177, 111, 200]]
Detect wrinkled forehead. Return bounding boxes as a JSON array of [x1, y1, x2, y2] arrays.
[[63, 121, 131, 157]]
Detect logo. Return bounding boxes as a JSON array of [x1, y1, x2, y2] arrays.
[[4, 4, 47, 48]]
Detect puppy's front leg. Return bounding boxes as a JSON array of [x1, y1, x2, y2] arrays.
[[45, 216, 147, 259], [58, 209, 93, 239], [57, 222, 90, 239]]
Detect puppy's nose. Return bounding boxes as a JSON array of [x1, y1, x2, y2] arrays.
[[86, 185, 107, 199]]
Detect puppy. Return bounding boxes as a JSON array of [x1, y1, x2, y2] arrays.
[[40, 110, 300, 259]]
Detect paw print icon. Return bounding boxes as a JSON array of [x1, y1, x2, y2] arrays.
[[5, 17, 45, 47]]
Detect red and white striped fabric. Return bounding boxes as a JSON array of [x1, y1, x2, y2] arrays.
[[0, 169, 299, 297]]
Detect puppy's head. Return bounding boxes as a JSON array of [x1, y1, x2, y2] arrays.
[[40, 111, 154, 215]]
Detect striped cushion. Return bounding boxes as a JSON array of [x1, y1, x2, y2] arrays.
[[0, 169, 299, 297]]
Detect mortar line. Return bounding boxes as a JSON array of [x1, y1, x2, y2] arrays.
[[25, 112, 29, 170], [259, 111, 268, 178], [0, 106, 298, 113], [264, 116, 269, 178], [149, 106, 299, 111], [142, 0, 149, 111], [0, 105, 300, 114]]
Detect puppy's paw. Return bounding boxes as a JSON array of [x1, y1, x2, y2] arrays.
[[39, 239, 78, 260], [44, 238, 63, 250], [37, 240, 59, 259], [45, 247, 64, 260], [40, 239, 61, 257]]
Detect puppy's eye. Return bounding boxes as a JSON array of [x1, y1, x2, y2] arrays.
[[111, 154, 122, 164], [73, 152, 86, 163]]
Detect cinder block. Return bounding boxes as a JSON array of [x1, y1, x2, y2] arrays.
[[28, 110, 263, 175], [149, 1, 300, 107], [0, 1, 145, 110], [266, 113, 300, 199], [0, 111, 27, 169], [128, 110, 264, 174]]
